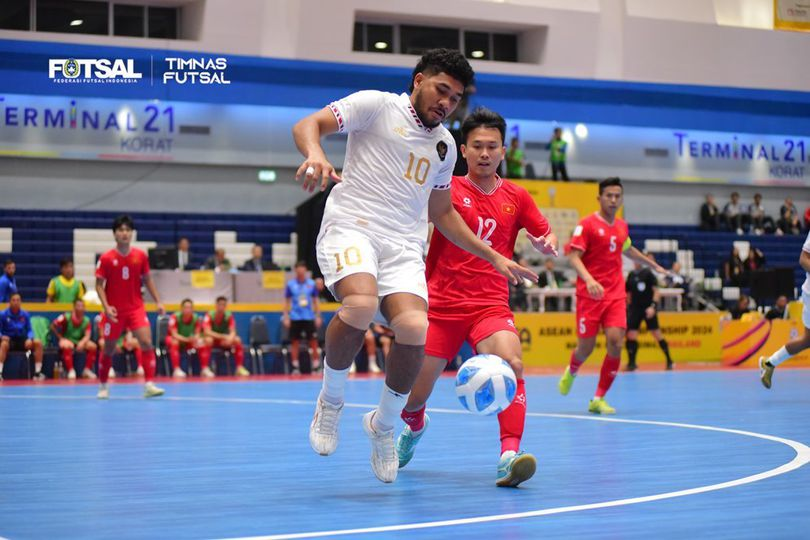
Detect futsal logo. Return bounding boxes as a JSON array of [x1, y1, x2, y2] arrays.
[[48, 58, 142, 84]]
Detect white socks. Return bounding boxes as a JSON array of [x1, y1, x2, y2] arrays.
[[768, 346, 791, 367], [320, 362, 350, 405], [372, 384, 409, 433], [35, 362, 42, 373]]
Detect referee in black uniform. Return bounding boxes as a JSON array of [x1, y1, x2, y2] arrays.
[[625, 254, 674, 371]]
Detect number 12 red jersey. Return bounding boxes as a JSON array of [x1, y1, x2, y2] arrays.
[[426, 176, 551, 310]]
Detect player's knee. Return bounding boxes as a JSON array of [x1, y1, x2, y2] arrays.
[[389, 310, 428, 346], [506, 356, 524, 377], [337, 294, 378, 331]]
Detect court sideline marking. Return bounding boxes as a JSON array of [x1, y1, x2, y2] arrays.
[[1, 393, 808, 539]]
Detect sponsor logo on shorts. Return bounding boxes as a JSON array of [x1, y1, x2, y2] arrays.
[[507, 319, 515, 328]]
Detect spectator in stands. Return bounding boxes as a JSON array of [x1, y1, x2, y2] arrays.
[[777, 198, 801, 235], [203, 296, 249, 376], [748, 193, 774, 235], [0, 259, 19, 303], [765, 295, 788, 321], [699, 194, 721, 231], [51, 299, 97, 379], [664, 261, 691, 309], [167, 298, 210, 378], [240, 244, 278, 271], [177, 237, 191, 270], [282, 261, 322, 374], [506, 137, 526, 179], [723, 192, 746, 234], [355, 326, 384, 374], [0, 292, 44, 380], [537, 258, 568, 311], [730, 294, 752, 320], [203, 248, 232, 272], [547, 127, 569, 181], [722, 247, 745, 287], [744, 247, 766, 275], [46, 257, 86, 303]]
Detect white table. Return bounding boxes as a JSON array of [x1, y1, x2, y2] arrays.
[[524, 287, 683, 312]]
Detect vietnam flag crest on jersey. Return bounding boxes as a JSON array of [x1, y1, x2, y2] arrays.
[[502, 203, 516, 215]]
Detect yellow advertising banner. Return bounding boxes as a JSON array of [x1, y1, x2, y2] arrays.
[[261, 271, 286, 289], [514, 312, 722, 367], [190, 270, 215, 289], [774, 0, 810, 31], [721, 318, 810, 367]]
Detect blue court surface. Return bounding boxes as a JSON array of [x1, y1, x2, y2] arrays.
[[1, 369, 809, 540]]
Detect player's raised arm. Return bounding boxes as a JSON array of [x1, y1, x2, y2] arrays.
[[292, 107, 342, 192], [428, 188, 537, 285]]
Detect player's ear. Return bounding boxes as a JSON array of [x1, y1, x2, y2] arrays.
[[460, 144, 467, 159]]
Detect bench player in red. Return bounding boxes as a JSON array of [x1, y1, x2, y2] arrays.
[[558, 178, 666, 414], [95, 215, 165, 399], [396, 107, 558, 487]]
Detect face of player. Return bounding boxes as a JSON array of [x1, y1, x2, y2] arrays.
[[5, 262, 15, 276], [216, 299, 227, 314], [181, 302, 194, 318], [598, 185, 623, 218], [62, 262, 74, 279], [295, 265, 307, 280], [411, 72, 464, 128], [9, 295, 20, 311], [114, 225, 133, 246], [73, 301, 85, 318], [461, 127, 505, 180]]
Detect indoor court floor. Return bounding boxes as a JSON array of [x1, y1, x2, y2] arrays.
[[1, 369, 809, 540]]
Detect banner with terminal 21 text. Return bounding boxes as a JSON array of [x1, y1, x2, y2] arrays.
[[514, 312, 722, 367]]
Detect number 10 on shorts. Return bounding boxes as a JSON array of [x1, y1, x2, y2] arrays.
[[334, 246, 362, 273]]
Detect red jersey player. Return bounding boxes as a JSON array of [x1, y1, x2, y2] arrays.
[[95, 215, 165, 399], [558, 178, 665, 414], [396, 108, 557, 487]]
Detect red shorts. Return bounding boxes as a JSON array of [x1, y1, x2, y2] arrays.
[[575, 296, 626, 338], [425, 305, 518, 362], [101, 307, 150, 343]]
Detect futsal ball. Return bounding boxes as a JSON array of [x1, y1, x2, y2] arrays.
[[455, 354, 517, 416]]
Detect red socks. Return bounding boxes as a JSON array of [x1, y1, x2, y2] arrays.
[[142, 349, 156, 381], [61, 348, 74, 372], [99, 354, 113, 383], [569, 351, 585, 375], [595, 354, 621, 398], [401, 405, 426, 432], [498, 378, 526, 454], [168, 339, 181, 370], [234, 342, 244, 367], [198, 345, 211, 368], [86, 348, 97, 371]]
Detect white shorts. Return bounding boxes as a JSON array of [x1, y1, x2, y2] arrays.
[[317, 224, 428, 303], [802, 291, 810, 328]]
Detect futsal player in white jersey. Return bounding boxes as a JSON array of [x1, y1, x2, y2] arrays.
[[759, 230, 810, 388], [292, 49, 537, 483]]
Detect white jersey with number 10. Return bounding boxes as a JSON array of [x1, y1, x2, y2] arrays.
[[320, 90, 457, 243]]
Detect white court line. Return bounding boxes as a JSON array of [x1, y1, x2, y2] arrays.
[[2, 394, 809, 539]]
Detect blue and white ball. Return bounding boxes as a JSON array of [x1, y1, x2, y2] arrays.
[[455, 354, 517, 416]]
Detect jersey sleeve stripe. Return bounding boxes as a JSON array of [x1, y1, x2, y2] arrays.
[[433, 182, 452, 190], [328, 103, 345, 133]]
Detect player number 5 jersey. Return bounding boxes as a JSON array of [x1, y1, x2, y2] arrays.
[[568, 213, 630, 301]]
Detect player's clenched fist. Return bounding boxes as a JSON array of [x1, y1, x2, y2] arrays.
[[295, 155, 342, 193]]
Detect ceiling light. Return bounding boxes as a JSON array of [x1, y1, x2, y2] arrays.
[[70, 19, 83, 26], [471, 50, 485, 58], [374, 41, 388, 50]]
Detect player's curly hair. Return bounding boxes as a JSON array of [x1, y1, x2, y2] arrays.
[[409, 48, 475, 92], [461, 107, 506, 144]]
